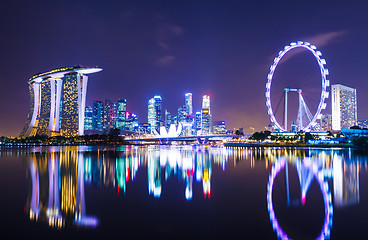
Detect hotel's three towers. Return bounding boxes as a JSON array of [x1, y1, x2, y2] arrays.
[[20, 66, 102, 137]]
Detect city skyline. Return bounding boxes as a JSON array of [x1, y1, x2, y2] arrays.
[[1, 1, 368, 136]]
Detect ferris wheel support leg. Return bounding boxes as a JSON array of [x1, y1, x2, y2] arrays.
[[284, 89, 288, 131]]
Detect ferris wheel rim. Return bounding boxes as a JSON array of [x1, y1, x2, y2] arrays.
[[265, 41, 329, 132]]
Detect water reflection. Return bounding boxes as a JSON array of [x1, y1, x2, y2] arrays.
[[14, 145, 367, 237], [25, 146, 98, 228]]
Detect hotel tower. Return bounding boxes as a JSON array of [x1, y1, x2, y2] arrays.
[[20, 66, 102, 137]]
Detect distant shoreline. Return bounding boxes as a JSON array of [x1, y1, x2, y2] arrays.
[[224, 142, 356, 149]]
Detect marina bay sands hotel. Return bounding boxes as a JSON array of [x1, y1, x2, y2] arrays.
[[20, 66, 102, 137]]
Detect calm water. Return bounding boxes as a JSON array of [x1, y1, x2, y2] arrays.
[[0, 145, 367, 239]]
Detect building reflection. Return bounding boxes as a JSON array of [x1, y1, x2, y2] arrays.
[[25, 146, 98, 228], [21, 145, 366, 233]]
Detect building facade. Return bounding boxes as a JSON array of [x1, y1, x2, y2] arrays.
[[103, 99, 117, 131], [331, 84, 357, 131], [20, 66, 102, 137], [185, 93, 193, 115], [84, 106, 93, 130], [92, 101, 104, 131], [116, 99, 127, 130], [201, 95, 212, 135], [148, 96, 162, 133]]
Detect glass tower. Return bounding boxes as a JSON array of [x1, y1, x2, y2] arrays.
[[92, 101, 104, 131], [84, 106, 93, 130], [331, 84, 357, 130], [116, 99, 127, 130], [185, 93, 193, 115], [148, 96, 162, 133]]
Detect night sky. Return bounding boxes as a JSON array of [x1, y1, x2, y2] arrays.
[[1, 0, 368, 136]]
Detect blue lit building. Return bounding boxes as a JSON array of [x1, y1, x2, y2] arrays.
[[92, 101, 104, 131]]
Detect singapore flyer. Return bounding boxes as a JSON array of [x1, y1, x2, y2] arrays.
[[265, 41, 330, 132]]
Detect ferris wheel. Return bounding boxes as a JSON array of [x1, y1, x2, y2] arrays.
[[265, 41, 330, 132]]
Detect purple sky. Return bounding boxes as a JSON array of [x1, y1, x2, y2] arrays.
[[1, 0, 368, 136]]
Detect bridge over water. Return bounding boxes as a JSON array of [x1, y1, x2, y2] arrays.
[[125, 134, 237, 145]]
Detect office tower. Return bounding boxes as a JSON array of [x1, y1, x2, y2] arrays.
[[201, 95, 212, 134], [185, 93, 193, 115], [195, 111, 202, 135], [125, 112, 138, 131], [331, 84, 357, 131], [202, 95, 210, 113], [213, 121, 226, 134], [183, 114, 194, 136], [165, 110, 173, 129], [103, 99, 117, 131], [92, 101, 104, 131], [84, 106, 93, 130], [321, 114, 332, 131], [178, 105, 188, 124], [20, 66, 102, 137], [148, 95, 162, 132], [116, 99, 127, 130], [357, 119, 368, 129]]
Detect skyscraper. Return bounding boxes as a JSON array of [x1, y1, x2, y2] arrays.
[[321, 114, 332, 132], [213, 121, 226, 134], [201, 95, 212, 134], [185, 93, 193, 115], [20, 66, 102, 137], [195, 111, 202, 135], [116, 99, 127, 130], [202, 95, 210, 113], [148, 96, 162, 132], [92, 101, 104, 131], [84, 106, 93, 131], [103, 99, 117, 131], [331, 84, 357, 130]]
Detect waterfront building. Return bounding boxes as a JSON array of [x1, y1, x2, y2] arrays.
[[125, 112, 138, 131], [331, 84, 357, 131], [20, 66, 102, 137], [165, 110, 174, 129], [138, 123, 151, 135], [148, 96, 162, 132], [103, 99, 117, 131], [92, 101, 104, 131], [84, 106, 93, 131], [201, 109, 211, 135], [116, 99, 127, 130], [195, 111, 202, 135], [201, 95, 212, 135], [178, 105, 188, 124], [357, 118, 368, 129], [213, 121, 226, 134], [185, 93, 193, 115], [321, 114, 332, 131]]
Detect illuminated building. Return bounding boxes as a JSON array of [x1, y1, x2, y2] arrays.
[[202, 94, 210, 111], [92, 101, 104, 131], [138, 123, 151, 134], [84, 106, 93, 130], [165, 110, 175, 129], [125, 112, 138, 131], [357, 118, 368, 129], [213, 121, 226, 134], [103, 99, 117, 131], [201, 95, 212, 135], [331, 84, 357, 130], [116, 99, 127, 130], [321, 114, 332, 131], [195, 111, 202, 135], [20, 66, 102, 137], [178, 105, 188, 124], [148, 95, 162, 133], [185, 93, 193, 115]]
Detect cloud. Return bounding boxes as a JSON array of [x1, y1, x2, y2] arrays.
[[155, 55, 176, 66], [276, 30, 347, 65], [156, 23, 183, 50]]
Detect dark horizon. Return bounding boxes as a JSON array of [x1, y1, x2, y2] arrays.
[[1, 0, 368, 136]]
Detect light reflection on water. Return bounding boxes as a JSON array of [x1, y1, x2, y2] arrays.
[[1, 145, 367, 239]]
